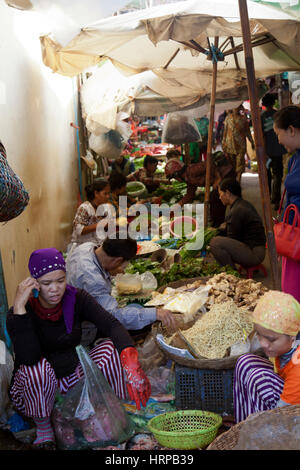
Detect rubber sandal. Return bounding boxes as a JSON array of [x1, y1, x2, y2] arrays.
[[33, 440, 56, 450]]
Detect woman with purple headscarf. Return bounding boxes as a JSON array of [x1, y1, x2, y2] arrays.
[[6, 248, 151, 449]]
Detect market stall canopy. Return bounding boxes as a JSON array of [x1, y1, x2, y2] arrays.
[[40, 0, 300, 77], [80, 60, 264, 131], [251, 0, 300, 20], [5, 0, 130, 45]]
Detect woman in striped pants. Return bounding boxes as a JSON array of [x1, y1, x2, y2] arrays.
[[6, 247, 151, 449], [234, 290, 300, 424]]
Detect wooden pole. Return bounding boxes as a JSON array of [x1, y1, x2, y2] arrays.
[[238, 0, 281, 290], [184, 143, 190, 165], [204, 37, 218, 227]]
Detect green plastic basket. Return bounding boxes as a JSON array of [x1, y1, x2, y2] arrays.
[[147, 410, 222, 450], [126, 181, 147, 197]]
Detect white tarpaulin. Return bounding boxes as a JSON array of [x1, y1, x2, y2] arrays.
[[40, 0, 300, 77], [5, 0, 130, 45], [251, 1, 300, 19], [80, 60, 261, 131]]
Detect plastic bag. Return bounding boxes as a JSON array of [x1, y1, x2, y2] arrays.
[[155, 334, 194, 360], [230, 339, 251, 357], [163, 285, 210, 322], [115, 273, 143, 295], [122, 398, 176, 433], [136, 332, 166, 372], [146, 366, 175, 397], [89, 129, 125, 160], [140, 272, 158, 294], [52, 345, 134, 450], [0, 341, 14, 426], [162, 112, 201, 144]]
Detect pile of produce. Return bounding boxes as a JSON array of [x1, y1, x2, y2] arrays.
[[125, 257, 239, 288], [180, 300, 253, 359], [206, 273, 268, 311], [151, 181, 187, 203], [179, 228, 219, 260]]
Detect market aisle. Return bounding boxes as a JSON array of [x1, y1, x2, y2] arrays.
[[241, 169, 281, 290]]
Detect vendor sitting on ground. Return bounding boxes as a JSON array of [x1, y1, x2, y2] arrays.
[[127, 155, 170, 193], [6, 248, 151, 449], [108, 171, 161, 217], [70, 179, 110, 247], [111, 153, 136, 177], [66, 236, 177, 333], [165, 148, 182, 160], [165, 153, 235, 227], [209, 178, 266, 269], [234, 290, 300, 423]]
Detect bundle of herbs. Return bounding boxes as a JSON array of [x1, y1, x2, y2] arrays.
[[151, 181, 187, 203], [125, 256, 238, 288]]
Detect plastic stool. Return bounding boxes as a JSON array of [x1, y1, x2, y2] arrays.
[[238, 264, 267, 279]]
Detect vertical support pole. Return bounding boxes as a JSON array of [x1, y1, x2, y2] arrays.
[[204, 37, 218, 227], [184, 143, 190, 165], [238, 0, 281, 290], [72, 77, 83, 202]]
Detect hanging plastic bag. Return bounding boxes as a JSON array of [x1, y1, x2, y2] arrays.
[[52, 345, 134, 450], [89, 129, 126, 160], [162, 113, 201, 144]]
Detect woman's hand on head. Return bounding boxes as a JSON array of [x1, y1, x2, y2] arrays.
[[13, 277, 40, 315]]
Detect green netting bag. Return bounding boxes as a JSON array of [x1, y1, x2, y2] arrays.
[[52, 345, 134, 450]]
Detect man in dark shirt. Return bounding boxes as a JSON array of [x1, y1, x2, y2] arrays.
[[165, 152, 235, 227], [261, 94, 286, 210], [210, 178, 266, 268], [111, 153, 135, 177]]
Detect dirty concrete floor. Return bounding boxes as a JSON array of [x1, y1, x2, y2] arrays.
[[0, 169, 279, 451], [0, 429, 34, 451]]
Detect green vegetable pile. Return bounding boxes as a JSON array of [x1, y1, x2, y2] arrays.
[[156, 238, 187, 249], [151, 181, 187, 203], [125, 257, 239, 288], [180, 227, 219, 260], [132, 156, 145, 169]]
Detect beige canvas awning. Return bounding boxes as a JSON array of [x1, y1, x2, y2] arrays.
[[40, 0, 300, 77], [80, 60, 263, 131]]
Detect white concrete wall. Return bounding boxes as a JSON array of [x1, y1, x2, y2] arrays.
[[0, 2, 79, 304]]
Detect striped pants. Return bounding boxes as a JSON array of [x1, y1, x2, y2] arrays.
[[234, 354, 284, 423], [10, 340, 127, 419]]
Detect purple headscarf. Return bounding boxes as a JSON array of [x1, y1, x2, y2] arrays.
[[28, 248, 77, 334]]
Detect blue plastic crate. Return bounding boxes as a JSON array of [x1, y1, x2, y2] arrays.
[[175, 365, 234, 416]]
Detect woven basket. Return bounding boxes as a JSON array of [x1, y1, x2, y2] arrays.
[[0, 145, 29, 222], [148, 410, 222, 450], [154, 276, 264, 369], [152, 323, 244, 370], [207, 405, 300, 450]]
